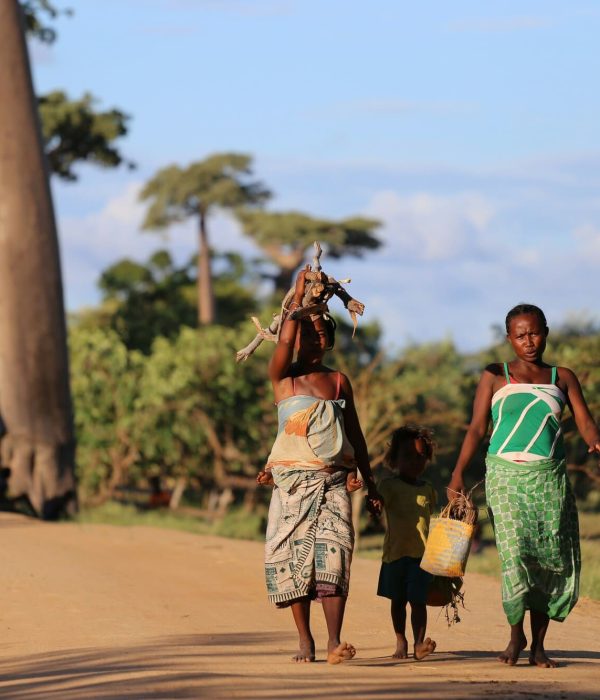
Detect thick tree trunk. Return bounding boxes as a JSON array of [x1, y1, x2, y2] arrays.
[[0, 1, 77, 518], [197, 211, 215, 324]]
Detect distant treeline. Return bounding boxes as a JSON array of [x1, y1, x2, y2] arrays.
[[69, 266, 600, 516]]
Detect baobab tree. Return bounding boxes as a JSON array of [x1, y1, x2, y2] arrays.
[[140, 153, 270, 325], [0, 0, 75, 517]]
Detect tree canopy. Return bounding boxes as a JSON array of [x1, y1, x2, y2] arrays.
[[139, 153, 270, 324], [237, 209, 381, 294], [39, 91, 132, 181], [21, 1, 131, 181]]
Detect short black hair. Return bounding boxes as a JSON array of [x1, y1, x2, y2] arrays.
[[505, 304, 547, 335], [385, 424, 435, 466]]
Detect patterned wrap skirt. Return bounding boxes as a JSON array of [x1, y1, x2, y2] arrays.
[[485, 453, 580, 625], [264, 467, 354, 606]]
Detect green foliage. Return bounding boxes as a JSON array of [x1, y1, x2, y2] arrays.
[[70, 323, 275, 504], [89, 249, 260, 353], [20, 0, 70, 44], [333, 316, 382, 366], [140, 153, 270, 228], [212, 251, 261, 327], [98, 250, 197, 353], [69, 327, 145, 501], [38, 90, 132, 181], [338, 339, 474, 494], [134, 326, 273, 483]]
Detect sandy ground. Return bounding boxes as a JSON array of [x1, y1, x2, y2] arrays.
[[1, 513, 599, 699]]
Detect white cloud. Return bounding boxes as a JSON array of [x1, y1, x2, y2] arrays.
[[364, 190, 496, 262]]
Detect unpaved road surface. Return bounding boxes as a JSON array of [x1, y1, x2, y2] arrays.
[[1, 512, 599, 699]]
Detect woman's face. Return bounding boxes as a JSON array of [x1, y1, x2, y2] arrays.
[[296, 319, 329, 359], [507, 313, 548, 362]]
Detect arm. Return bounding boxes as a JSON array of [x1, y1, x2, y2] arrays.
[[340, 373, 382, 515], [447, 369, 495, 498], [561, 367, 600, 454], [268, 266, 309, 387]]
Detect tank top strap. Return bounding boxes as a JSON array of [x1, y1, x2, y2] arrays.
[[292, 375, 297, 395], [335, 371, 342, 399], [503, 362, 511, 384], [551, 366, 557, 384]]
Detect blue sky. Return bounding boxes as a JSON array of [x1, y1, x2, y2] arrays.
[[32, 0, 600, 351]]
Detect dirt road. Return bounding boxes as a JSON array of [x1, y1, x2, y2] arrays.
[[1, 512, 599, 699]]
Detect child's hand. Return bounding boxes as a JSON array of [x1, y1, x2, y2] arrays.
[[588, 441, 600, 455], [365, 487, 383, 517], [256, 470, 274, 486], [346, 471, 363, 492]]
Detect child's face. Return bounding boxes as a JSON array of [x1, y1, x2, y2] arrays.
[[395, 437, 429, 478]]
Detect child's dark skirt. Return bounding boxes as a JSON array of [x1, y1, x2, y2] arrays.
[[377, 557, 432, 604]]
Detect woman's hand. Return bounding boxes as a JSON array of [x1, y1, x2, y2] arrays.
[[293, 264, 310, 301], [256, 470, 274, 486], [446, 471, 465, 502], [346, 471, 363, 492]]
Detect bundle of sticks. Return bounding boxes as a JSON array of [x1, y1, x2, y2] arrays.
[[236, 241, 366, 363]]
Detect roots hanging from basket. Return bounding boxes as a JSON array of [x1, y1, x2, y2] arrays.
[[235, 241, 366, 363], [444, 579, 466, 627]]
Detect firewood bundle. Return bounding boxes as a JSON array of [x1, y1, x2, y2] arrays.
[[235, 241, 365, 363]]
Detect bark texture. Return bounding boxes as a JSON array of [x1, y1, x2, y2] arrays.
[[0, 1, 76, 518]]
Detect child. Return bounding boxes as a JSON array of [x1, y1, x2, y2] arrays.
[[447, 303, 600, 667], [377, 425, 437, 660]]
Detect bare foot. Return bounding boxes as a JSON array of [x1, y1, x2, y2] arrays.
[[414, 637, 436, 661], [393, 638, 408, 659], [529, 646, 558, 668], [498, 635, 527, 665], [327, 641, 356, 664], [291, 638, 315, 663]]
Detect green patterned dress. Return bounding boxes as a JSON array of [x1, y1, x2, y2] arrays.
[[485, 364, 580, 625]]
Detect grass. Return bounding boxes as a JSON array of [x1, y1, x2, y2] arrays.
[[75, 501, 265, 541]]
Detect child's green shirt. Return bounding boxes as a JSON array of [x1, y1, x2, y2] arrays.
[[377, 474, 437, 562]]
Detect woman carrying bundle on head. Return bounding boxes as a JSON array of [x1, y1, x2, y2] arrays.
[[447, 304, 600, 668], [256, 265, 382, 664]]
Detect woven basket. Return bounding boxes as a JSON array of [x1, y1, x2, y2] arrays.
[[421, 517, 475, 577]]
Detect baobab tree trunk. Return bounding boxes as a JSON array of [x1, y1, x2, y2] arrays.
[[197, 210, 215, 324], [0, 1, 77, 518]]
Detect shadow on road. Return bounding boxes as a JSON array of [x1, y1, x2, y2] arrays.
[[0, 633, 598, 699]]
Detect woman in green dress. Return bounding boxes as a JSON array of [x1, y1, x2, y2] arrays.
[[447, 303, 600, 667]]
